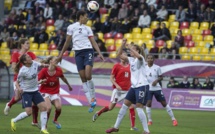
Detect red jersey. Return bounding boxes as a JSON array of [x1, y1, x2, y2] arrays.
[[38, 67, 64, 94], [11, 51, 36, 81], [111, 63, 131, 91]]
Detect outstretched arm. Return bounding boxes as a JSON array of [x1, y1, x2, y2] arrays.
[[89, 37, 105, 61], [117, 38, 128, 61], [60, 76, 73, 91], [127, 44, 143, 61]]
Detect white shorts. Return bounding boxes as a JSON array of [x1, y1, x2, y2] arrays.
[[110, 89, 128, 103], [41, 93, 61, 101]]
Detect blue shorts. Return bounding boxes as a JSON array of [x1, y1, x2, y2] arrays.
[[125, 85, 149, 104], [22, 91, 45, 108], [146, 90, 166, 102], [75, 49, 94, 71]]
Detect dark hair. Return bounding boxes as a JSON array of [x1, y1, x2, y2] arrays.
[[14, 54, 27, 73], [133, 44, 144, 56], [41, 56, 54, 64], [76, 10, 86, 20], [18, 38, 28, 49], [146, 54, 154, 59]]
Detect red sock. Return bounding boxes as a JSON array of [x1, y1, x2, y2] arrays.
[[54, 109, 61, 121], [97, 106, 109, 116], [47, 111, 51, 120], [32, 105, 39, 123], [129, 108, 135, 128], [8, 96, 20, 107]]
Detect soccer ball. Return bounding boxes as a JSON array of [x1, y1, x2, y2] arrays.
[[87, 1, 99, 12]]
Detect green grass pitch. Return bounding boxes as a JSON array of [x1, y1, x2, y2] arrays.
[[0, 102, 214, 134]]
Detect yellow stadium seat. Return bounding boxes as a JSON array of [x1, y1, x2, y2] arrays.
[[1, 42, 8, 49], [109, 52, 117, 58], [182, 29, 191, 36], [115, 39, 123, 45], [124, 33, 132, 39], [191, 29, 202, 35], [39, 43, 48, 50], [127, 39, 134, 44], [170, 28, 179, 36], [189, 47, 198, 54], [86, 20, 92, 27], [50, 50, 59, 56], [189, 22, 199, 29], [97, 32, 103, 40], [46, 26, 55, 33], [170, 22, 179, 28], [101, 14, 109, 23], [22, 12, 27, 17], [204, 35, 214, 41], [1, 55, 11, 66], [202, 55, 213, 61], [200, 22, 209, 30], [105, 39, 115, 47], [210, 48, 215, 55], [132, 33, 143, 39], [179, 47, 188, 54], [29, 37, 34, 43], [30, 43, 38, 50], [166, 40, 173, 48], [192, 55, 201, 61], [193, 35, 203, 42], [4, 0, 12, 11], [150, 21, 159, 29], [181, 54, 191, 60], [69, 51, 75, 57], [200, 48, 209, 54], [142, 28, 151, 34], [143, 34, 153, 40], [210, 22, 215, 28], [132, 27, 141, 33], [145, 40, 154, 48], [31, 50, 40, 56], [196, 41, 206, 48], [39, 50, 49, 56], [0, 48, 10, 55], [161, 21, 169, 28], [168, 15, 176, 23]]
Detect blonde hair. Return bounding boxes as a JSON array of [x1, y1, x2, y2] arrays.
[[40, 56, 54, 64]]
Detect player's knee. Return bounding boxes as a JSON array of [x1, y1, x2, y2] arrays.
[[55, 105, 61, 110], [26, 110, 32, 116]]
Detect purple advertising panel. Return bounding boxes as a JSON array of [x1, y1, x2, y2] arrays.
[[60, 57, 215, 77]]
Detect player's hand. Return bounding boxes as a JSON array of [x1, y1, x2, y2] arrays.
[[56, 56, 62, 64], [39, 79, 47, 84], [152, 81, 157, 86], [122, 38, 127, 46], [98, 54, 105, 61], [116, 85, 122, 90], [68, 85, 73, 91]]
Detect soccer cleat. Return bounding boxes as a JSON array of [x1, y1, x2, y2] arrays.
[[173, 119, 178, 126], [130, 127, 139, 131], [88, 107, 94, 113], [32, 122, 41, 129], [4, 103, 10, 115], [11, 119, 16, 131], [53, 120, 62, 129], [143, 131, 150, 134], [148, 121, 153, 126], [41, 129, 49, 134], [105, 127, 119, 133], [92, 112, 99, 122], [91, 99, 97, 108]]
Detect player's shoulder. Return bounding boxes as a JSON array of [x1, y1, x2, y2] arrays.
[[68, 22, 78, 29], [56, 66, 63, 72], [153, 64, 161, 69]]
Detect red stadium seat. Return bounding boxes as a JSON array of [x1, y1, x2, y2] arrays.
[[104, 33, 112, 40], [46, 19, 55, 26], [63, 51, 69, 56], [180, 22, 189, 29], [202, 30, 211, 36], [99, 7, 108, 14], [184, 35, 192, 42], [156, 40, 165, 47], [185, 41, 195, 48], [107, 45, 116, 52], [48, 44, 57, 50], [114, 33, 123, 39]]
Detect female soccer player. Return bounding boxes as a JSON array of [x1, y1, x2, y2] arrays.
[[145, 54, 178, 126], [92, 52, 138, 131], [4, 39, 38, 116], [11, 54, 49, 134], [33, 56, 73, 129], [56, 10, 105, 113], [106, 39, 150, 134]]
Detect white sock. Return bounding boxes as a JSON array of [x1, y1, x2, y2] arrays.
[[165, 104, 175, 120], [146, 106, 152, 122], [136, 108, 149, 133], [40, 111, 48, 130], [87, 79, 95, 99], [83, 82, 91, 104], [13, 112, 29, 122], [114, 104, 128, 128]]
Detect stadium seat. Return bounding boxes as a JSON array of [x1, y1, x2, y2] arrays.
[[168, 15, 176, 23], [193, 35, 203, 42], [99, 7, 108, 14], [184, 35, 192, 42], [200, 48, 209, 54], [145, 40, 155, 47], [142, 28, 151, 34], [39, 50, 48, 56], [104, 33, 112, 40], [202, 55, 213, 61], [63, 51, 69, 56], [132, 27, 141, 33], [46, 26, 55, 33], [156, 40, 165, 47], [114, 33, 123, 39], [204, 35, 214, 41], [31, 50, 40, 56], [191, 29, 202, 35], [135, 40, 144, 46], [46, 19, 55, 26], [170, 28, 179, 36], [189, 22, 199, 29], [124, 33, 133, 39], [105, 39, 115, 47], [109, 52, 117, 58], [210, 48, 215, 55], [166, 40, 173, 48], [150, 21, 159, 29], [181, 54, 191, 60], [22, 12, 27, 17], [101, 14, 109, 23], [86, 20, 93, 27], [48, 44, 57, 50], [0, 48, 10, 55], [1, 55, 11, 66], [182, 29, 191, 36], [143, 34, 153, 40], [50, 50, 59, 56], [180, 22, 189, 29], [69, 51, 75, 57], [115, 39, 123, 46], [185, 41, 195, 48], [4, 0, 12, 11], [200, 22, 209, 30], [29, 37, 34, 43], [210, 22, 215, 28], [39, 43, 48, 50], [97, 32, 103, 40], [107, 45, 116, 52], [192, 55, 201, 61], [195, 41, 206, 48], [1, 42, 8, 49], [30, 43, 38, 50], [202, 30, 211, 36], [169, 22, 179, 29], [189, 47, 198, 54], [133, 33, 143, 39], [126, 39, 134, 44], [161, 21, 169, 28], [179, 47, 188, 54]]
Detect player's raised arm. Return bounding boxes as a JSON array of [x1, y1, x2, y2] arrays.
[[89, 37, 105, 61], [127, 44, 143, 61], [117, 38, 128, 61], [60, 76, 73, 91]]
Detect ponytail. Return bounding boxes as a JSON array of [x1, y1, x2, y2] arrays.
[[14, 54, 27, 73]]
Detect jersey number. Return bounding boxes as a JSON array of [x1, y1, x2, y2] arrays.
[[139, 91, 145, 98], [89, 53, 92, 60], [79, 28, 82, 33], [124, 72, 129, 77], [49, 82, 55, 86]]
